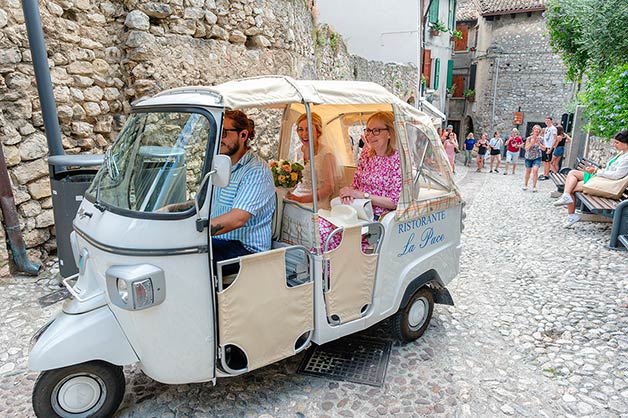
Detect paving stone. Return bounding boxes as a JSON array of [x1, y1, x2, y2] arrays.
[[1, 165, 627, 417]]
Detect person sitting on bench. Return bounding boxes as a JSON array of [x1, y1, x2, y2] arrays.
[[553, 129, 628, 228]]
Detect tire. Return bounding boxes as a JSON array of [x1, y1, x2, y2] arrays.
[[392, 287, 434, 342], [32, 361, 125, 418]]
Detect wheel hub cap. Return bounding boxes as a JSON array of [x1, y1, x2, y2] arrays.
[[56, 375, 103, 413], [408, 298, 427, 329]]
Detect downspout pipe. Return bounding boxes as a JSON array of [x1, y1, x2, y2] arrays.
[[21, 0, 64, 156], [0, 146, 43, 275]]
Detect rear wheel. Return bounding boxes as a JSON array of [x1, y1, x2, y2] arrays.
[[392, 287, 434, 342], [32, 361, 125, 418]]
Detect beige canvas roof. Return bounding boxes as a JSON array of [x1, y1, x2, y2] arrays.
[[155, 76, 409, 109]]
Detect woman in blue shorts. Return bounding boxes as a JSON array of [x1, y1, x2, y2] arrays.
[[550, 125, 571, 173], [523, 125, 543, 192]]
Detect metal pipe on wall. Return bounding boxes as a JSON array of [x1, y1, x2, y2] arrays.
[[21, 0, 64, 156], [490, 57, 500, 130], [0, 146, 42, 275]]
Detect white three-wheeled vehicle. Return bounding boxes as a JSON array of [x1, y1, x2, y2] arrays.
[[29, 76, 463, 417]]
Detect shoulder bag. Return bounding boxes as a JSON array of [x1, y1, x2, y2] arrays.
[[582, 175, 628, 199]]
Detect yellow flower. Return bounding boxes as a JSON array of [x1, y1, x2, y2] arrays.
[[290, 172, 298, 181], [278, 175, 285, 182]]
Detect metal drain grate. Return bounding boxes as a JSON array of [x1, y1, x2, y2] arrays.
[[297, 335, 391, 387]]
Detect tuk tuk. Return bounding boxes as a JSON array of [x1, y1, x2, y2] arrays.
[[29, 76, 463, 417]]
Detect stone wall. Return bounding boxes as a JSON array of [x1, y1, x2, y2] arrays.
[[586, 136, 617, 166], [471, 12, 574, 137], [0, 0, 417, 275]]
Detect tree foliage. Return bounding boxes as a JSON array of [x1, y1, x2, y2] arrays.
[[545, 0, 628, 135]]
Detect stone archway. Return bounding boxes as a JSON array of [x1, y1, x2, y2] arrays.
[[463, 116, 474, 137]]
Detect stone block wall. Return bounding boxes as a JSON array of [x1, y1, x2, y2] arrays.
[[472, 12, 574, 137], [0, 0, 417, 275]]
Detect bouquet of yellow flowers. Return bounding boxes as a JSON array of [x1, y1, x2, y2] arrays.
[[269, 160, 304, 188]]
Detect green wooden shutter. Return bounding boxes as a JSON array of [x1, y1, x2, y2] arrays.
[[429, 0, 439, 24], [433, 58, 440, 89], [447, 59, 454, 88], [449, 0, 456, 30]]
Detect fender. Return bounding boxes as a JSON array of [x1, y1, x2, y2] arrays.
[[398, 270, 454, 311], [29, 306, 139, 371]]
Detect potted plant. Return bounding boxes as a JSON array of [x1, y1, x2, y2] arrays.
[[464, 89, 476, 102], [430, 21, 448, 36], [447, 85, 456, 97], [450, 29, 463, 40]]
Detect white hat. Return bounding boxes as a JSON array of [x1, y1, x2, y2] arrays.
[[318, 204, 362, 227]]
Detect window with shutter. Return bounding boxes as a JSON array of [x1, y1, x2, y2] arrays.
[[452, 76, 465, 97], [446, 60, 454, 89], [454, 25, 468, 51], [428, 0, 439, 23], [433, 58, 440, 89], [448, 0, 456, 30], [422, 49, 432, 88]]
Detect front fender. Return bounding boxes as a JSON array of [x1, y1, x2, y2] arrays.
[[29, 306, 139, 371]]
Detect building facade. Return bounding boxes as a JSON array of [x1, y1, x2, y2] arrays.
[[447, 0, 574, 140], [317, 0, 457, 115]]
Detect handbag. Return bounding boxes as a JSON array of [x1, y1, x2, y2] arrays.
[[471, 145, 479, 158], [582, 175, 628, 199]]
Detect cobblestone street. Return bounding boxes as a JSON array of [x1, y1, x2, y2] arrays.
[[1, 164, 627, 418]]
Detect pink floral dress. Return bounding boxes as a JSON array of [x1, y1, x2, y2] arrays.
[[319, 148, 402, 252]]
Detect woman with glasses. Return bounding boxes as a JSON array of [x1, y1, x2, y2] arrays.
[[320, 111, 402, 251], [286, 112, 338, 209], [338, 111, 402, 218]]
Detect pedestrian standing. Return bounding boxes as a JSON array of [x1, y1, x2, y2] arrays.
[[540, 116, 557, 180], [504, 128, 523, 175], [476, 133, 489, 172], [523, 125, 543, 192], [463, 133, 476, 167], [489, 131, 503, 173], [444, 132, 459, 174], [550, 125, 571, 173]]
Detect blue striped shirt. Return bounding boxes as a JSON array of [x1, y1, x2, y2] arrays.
[[210, 151, 275, 253]]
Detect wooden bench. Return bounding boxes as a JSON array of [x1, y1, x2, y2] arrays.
[[575, 186, 628, 249], [549, 158, 600, 193]]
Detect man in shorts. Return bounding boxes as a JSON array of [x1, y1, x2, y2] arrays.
[[540, 116, 557, 180], [504, 128, 523, 175]]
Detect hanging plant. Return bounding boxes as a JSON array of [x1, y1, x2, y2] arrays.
[[430, 21, 448, 36]]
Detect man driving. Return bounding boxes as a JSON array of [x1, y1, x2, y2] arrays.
[[210, 110, 275, 271]]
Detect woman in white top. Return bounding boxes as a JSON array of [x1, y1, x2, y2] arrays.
[[553, 129, 628, 228], [286, 112, 338, 209]]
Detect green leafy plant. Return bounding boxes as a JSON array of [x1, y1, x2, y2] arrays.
[[430, 21, 448, 34], [450, 29, 463, 40], [581, 64, 628, 136], [544, 0, 628, 136], [464, 89, 475, 100], [329, 31, 340, 53], [447, 85, 456, 95]]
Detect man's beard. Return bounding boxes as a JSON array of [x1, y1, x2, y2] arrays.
[[221, 140, 240, 157]]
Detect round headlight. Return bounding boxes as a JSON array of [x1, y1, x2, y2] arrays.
[[116, 279, 129, 305]]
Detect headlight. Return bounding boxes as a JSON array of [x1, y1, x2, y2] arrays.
[[116, 279, 129, 305], [106, 265, 165, 311]]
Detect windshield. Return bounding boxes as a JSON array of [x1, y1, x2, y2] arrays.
[[86, 111, 215, 214]]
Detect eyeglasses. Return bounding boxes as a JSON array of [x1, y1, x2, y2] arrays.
[[364, 128, 389, 136], [221, 128, 239, 138]]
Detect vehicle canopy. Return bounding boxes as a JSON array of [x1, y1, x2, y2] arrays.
[[137, 75, 462, 221]]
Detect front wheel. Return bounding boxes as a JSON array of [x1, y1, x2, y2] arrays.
[[392, 287, 434, 342], [32, 360, 125, 418]]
